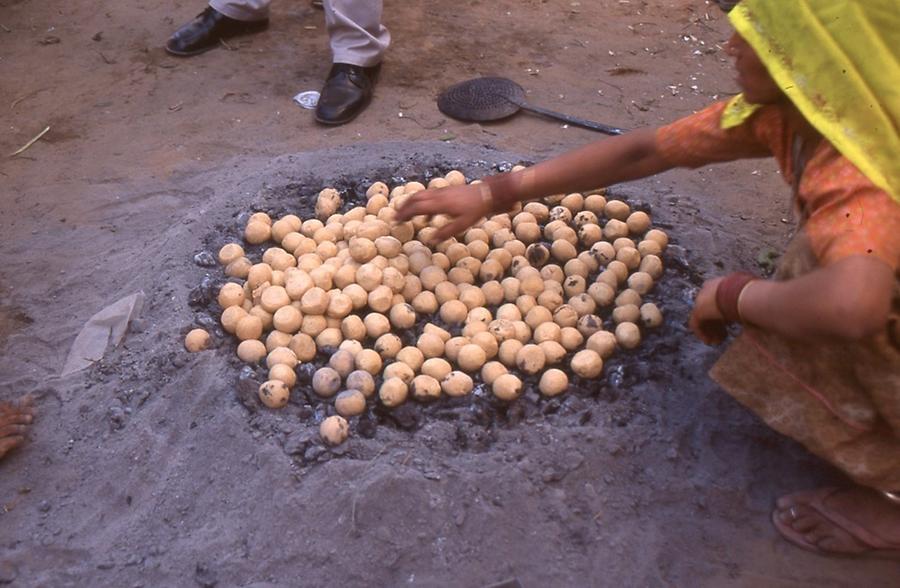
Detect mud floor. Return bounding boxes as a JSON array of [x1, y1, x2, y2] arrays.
[[1, 0, 897, 586]]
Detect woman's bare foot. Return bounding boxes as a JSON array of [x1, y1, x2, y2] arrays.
[[773, 486, 900, 557], [0, 395, 33, 460]]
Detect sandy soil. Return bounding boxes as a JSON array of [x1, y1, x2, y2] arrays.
[[0, 0, 896, 586]]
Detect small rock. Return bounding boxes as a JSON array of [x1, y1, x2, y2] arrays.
[[194, 563, 218, 587], [303, 445, 326, 462], [0, 561, 18, 584], [193, 251, 217, 267]]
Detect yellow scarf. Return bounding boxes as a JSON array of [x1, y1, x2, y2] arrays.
[[722, 0, 900, 204]]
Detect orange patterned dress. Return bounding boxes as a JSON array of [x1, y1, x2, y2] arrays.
[[655, 101, 900, 490]]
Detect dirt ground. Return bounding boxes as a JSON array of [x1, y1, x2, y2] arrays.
[[0, 0, 896, 586]]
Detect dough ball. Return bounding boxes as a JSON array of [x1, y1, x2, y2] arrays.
[[244, 221, 272, 245], [588, 282, 616, 307], [266, 347, 298, 370], [235, 315, 264, 341], [627, 271, 654, 295], [237, 339, 267, 363], [561, 192, 584, 212], [416, 332, 445, 359], [457, 344, 487, 372], [459, 286, 487, 311], [379, 377, 409, 408], [339, 339, 364, 357], [584, 193, 607, 215], [289, 333, 317, 361], [411, 375, 442, 401], [329, 349, 357, 378], [607, 260, 629, 284], [366, 181, 389, 199], [326, 292, 354, 319], [576, 314, 604, 337], [615, 288, 642, 307], [569, 293, 597, 316], [637, 239, 663, 258], [481, 361, 508, 385], [335, 389, 367, 417], [184, 328, 210, 352], [553, 305, 579, 328], [533, 321, 562, 344], [258, 380, 290, 409], [363, 313, 391, 339], [492, 374, 523, 401], [320, 415, 349, 446], [550, 239, 577, 263], [604, 199, 630, 221], [272, 305, 302, 333], [356, 263, 383, 292], [626, 211, 651, 235], [639, 254, 664, 280], [260, 285, 292, 313], [313, 367, 342, 398], [350, 237, 377, 263], [439, 300, 468, 325], [612, 304, 641, 324], [396, 346, 425, 371], [603, 219, 629, 241], [434, 281, 460, 305], [316, 327, 343, 349], [346, 369, 376, 397], [559, 327, 584, 351], [471, 331, 499, 359], [539, 369, 569, 397], [571, 349, 603, 379], [615, 321, 641, 350], [355, 349, 383, 375], [445, 170, 466, 186], [248, 211, 272, 226], [538, 340, 567, 365], [412, 291, 439, 314], [563, 275, 587, 298], [218, 283, 245, 309], [422, 357, 452, 381], [383, 361, 415, 385], [443, 336, 470, 363], [515, 344, 545, 375], [225, 256, 252, 279], [269, 363, 297, 388], [616, 246, 641, 271], [424, 323, 452, 342], [298, 287, 329, 315], [315, 188, 342, 220], [497, 339, 523, 367], [341, 315, 367, 341], [218, 243, 245, 266], [640, 303, 663, 328], [645, 228, 669, 250], [367, 285, 394, 313], [300, 314, 327, 337], [441, 372, 475, 398], [374, 333, 403, 359]]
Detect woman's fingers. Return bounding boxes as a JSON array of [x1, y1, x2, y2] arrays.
[[432, 215, 475, 243], [395, 190, 440, 221]]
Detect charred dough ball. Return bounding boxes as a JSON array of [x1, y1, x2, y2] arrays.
[[258, 380, 290, 409], [320, 415, 349, 446], [640, 303, 663, 328], [515, 344, 546, 375]]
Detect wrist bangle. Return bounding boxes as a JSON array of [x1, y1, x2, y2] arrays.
[[715, 272, 758, 324]]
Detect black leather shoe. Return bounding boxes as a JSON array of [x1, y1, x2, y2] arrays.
[[165, 7, 268, 56], [315, 63, 380, 126]]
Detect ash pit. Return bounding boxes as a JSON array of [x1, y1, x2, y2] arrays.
[[188, 161, 702, 465]]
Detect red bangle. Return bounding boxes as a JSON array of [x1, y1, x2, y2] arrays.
[[715, 272, 758, 323]]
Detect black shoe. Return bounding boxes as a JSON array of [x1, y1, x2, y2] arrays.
[[165, 7, 268, 57], [314, 63, 380, 126]]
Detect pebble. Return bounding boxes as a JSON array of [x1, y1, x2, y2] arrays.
[[38, 500, 51, 513], [194, 563, 218, 587], [193, 251, 217, 267], [0, 561, 18, 584]]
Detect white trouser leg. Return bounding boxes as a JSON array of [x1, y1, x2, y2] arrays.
[[208, 0, 270, 22], [324, 0, 390, 67]]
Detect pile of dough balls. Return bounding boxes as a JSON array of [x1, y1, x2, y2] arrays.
[[210, 171, 666, 445]]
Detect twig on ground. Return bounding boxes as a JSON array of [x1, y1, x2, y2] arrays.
[[9, 126, 50, 157]]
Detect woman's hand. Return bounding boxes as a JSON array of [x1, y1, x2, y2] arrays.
[[689, 277, 728, 345], [395, 183, 492, 242]]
